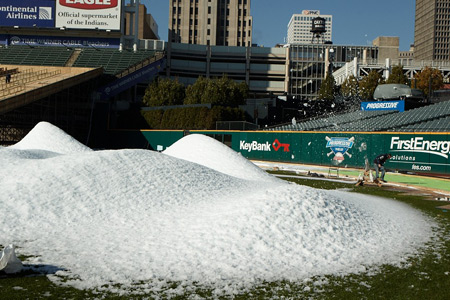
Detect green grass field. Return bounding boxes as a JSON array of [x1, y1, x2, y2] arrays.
[[1, 174, 449, 299]]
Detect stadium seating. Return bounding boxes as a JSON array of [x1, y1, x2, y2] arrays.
[[269, 100, 450, 132], [268, 110, 397, 131], [0, 46, 159, 75], [0, 46, 73, 66], [72, 48, 157, 75], [395, 116, 450, 132]]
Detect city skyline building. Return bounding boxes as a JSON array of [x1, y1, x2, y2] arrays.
[[287, 10, 332, 44], [168, 0, 253, 47], [414, 0, 450, 61]]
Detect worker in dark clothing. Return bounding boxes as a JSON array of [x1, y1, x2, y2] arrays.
[[373, 153, 392, 182]]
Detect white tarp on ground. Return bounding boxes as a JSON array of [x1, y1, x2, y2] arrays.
[[0, 244, 23, 274]]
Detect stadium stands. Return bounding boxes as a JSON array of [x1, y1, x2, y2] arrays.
[[267, 110, 397, 131], [268, 100, 450, 132], [72, 48, 156, 75], [0, 46, 73, 66], [0, 46, 160, 76], [395, 116, 450, 132]]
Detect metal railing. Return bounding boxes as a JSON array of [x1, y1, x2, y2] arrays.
[[216, 121, 259, 131], [0, 68, 62, 98], [115, 51, 165, 78]]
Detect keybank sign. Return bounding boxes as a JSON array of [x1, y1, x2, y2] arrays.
[[240, 139, 290, 153], [390, 136, 450, 159], [0, 0, 55, 28]]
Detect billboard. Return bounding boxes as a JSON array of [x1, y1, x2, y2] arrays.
[[56, 0, 122, 30], [0, 0, 56, 28], [135, 130, 450, 175], [361, 100, 405, 112], [388, 135, 450, 174]]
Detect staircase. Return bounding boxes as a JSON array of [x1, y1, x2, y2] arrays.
[[65, 49, 82, 67]]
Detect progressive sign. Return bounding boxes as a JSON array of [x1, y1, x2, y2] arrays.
[[361, 100, 405, 112]]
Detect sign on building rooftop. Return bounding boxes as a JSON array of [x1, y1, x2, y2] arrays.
[[56, 0, 122, 30]]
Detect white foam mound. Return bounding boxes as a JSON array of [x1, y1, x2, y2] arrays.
[[0, 245, 23, 274], [0, 123, 435, 297], [164, 134, 276, 182], [10, 121, 92, 154]]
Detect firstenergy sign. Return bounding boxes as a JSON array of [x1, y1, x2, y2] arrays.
[[56, 0, 121, 30], [390, 136, 450, 159], [240, 139, 290, 153]]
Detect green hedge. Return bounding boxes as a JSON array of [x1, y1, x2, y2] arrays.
[[141, 106, 245, 130]]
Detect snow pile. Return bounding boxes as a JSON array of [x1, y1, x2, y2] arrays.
[[0, 122, 435, 296], [163, 133, 277, 182], [9, 121, 92, 154]]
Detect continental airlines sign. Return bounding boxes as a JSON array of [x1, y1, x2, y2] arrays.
[[56, 0, 121, 30], [390, 136, 450, 159], [0, 0, 55, 27]]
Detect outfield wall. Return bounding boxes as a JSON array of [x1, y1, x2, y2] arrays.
[[138, 130, 450, 175]]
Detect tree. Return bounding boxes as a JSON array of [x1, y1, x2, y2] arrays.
[[318, 73, 336, 101], [185, 75, 248, 107], [204, 75, 247, 106], [142, 77, 185, 107], [184, 76, 208, 105], [340, 75, 359, 99], [414, 66, 444, 97], [359, 70, 384, 100], [235, 81, 249, 106], [386, 64, 408, 84]]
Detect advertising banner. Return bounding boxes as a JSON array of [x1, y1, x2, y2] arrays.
[[361, 100, 405, 112], [56, 0, 122, 30], [0, 34, 120, 48], [0, 0, 55, 28], [388, 134, 450, 174], [138, 130, 449, 175]]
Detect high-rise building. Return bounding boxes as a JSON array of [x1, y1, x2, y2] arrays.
[[169, 0, 253, 47], [125, 4, 159, 40], [287, 10, 332, 44], [414, 0, 450, 61]]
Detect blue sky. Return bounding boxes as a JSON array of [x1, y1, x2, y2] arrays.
[[142, 0, 415, 51]]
